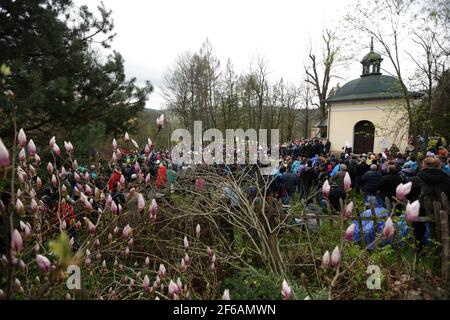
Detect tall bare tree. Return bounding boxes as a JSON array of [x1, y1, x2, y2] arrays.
[[305, 29, 343, 121]]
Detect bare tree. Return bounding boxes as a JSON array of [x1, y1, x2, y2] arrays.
[[305, 29, 343, 121], [297, 82, 317, 139]]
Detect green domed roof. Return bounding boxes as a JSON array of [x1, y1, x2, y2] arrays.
[[325, 74, 405, 103], [361, 51, 382, 63]]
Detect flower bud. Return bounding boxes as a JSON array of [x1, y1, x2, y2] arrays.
[[18, 128, 27, 147]]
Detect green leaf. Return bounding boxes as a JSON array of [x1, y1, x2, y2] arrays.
[[0, 64, 11, 76], [49, 231, 73, 268]]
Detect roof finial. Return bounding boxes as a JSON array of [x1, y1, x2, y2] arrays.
[[370, 37, 374, 51]]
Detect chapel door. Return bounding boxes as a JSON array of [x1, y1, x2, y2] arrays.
[[353, 120, 375, 154]]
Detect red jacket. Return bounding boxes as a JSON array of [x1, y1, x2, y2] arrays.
[[108, 171, 122, 192], [156, 165, 167, 188]]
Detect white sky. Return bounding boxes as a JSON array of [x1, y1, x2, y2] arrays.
[[74, 0, 376, 109]]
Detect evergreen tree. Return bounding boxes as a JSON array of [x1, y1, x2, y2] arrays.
[[0, 0, 152, 146]]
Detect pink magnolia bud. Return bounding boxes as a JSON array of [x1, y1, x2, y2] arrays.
[[124, 132, 130, 141], [119, 174, 125, 185], [281, 279, 292, 300], [154, 275, 161, 288], [156, 114, 165, 129], [83, 199, 93, 213], [18, 148, 26, 162], [118, 203, 123, 214], [124, 246, 130, 256], [207, 246, 213, 257], [176, 277, 182, 293], [47, 162, 54, 174], [31, 198, 38, 213], [331, 246, 340, 268], [34, 153, 41, 164], [16, 198, 25, 215], [17, 167, 26, 183], [94, 239, 100, 248], [322, 180, 331, 198], [49, 136, 56, 147], [143, 275, 150, 291], [28, 139, 36, 157], [145, 257, 150, 266], [211, 254, 216, 264], [69, 237, 74, 248], [73, 160, 78, 170], [111, 201, 118, 215], [344, 172, 352, 191], [85, 184, 92, 196], [183, 236, 189, 251], [52, 143, 60, 156], [144, 144, 150, 155], [64, 141, 72, 153], [107, 233, 113, 244], [36, 254, 51, 273], [223, 289, 231, 300], [383, 217, 395, 238], [345, 223, 356, 241], [61, 184, 67, 195], [145, 174, 151, 185], [168, 279, 177, 298], [51, 174, 57, 188], [57, 166, 66, 179], [405, 200, 420, 222], [122, 224, 132, 240], [106, 194, 112, 207], [149, 199, 157, 222], [148, 138, 153, 147], [137, 193, 145, 212], [396, 182, 412, 201], [0, 138, 9, 167], [184, 253, 190, 266], [24, 223, 32, 239], [18, 128, 27, 147], [112, 138, 117, 150], [181, 258, 187, 272], [11, 229, 23, 254], [195, 224, 201, 239], [158, 264, 166, 279], [14, 278, 24, 293], [134, 162, 140, 172], [211, 262, 216, 272], [85, 218, 96, 235], [322, 250, 330, 268], [344, 201, 353, 219], [131, 139, 139, 149]]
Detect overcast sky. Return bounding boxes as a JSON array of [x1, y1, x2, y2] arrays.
[[74, 0, 370, 110]]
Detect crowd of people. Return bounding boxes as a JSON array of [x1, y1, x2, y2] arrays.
[[2, 135, 449, 254]]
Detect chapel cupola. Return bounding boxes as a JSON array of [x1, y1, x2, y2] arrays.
[[361, 38, 383, 77]]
